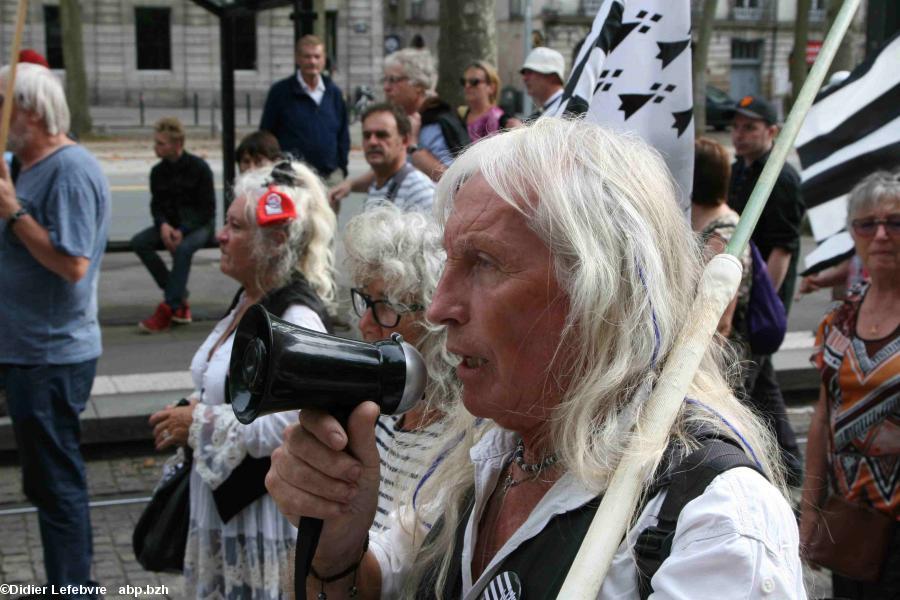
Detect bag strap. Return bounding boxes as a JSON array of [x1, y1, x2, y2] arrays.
[[634, 440, 764, 599], [385, 163, 416, 203]]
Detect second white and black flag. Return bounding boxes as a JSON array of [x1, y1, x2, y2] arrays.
[[795, 32, 900, 274], [546, 0, 694, 214]]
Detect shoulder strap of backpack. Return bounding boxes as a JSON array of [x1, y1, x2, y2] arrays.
[[634, 440, 764, 600], [385, 163, 416, 203]]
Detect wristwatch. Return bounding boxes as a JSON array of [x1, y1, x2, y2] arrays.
[[7, 206, 27, 228], [407, 144, 419, 155]]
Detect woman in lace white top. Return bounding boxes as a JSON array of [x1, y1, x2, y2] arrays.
[[149, 160, 336, 599]]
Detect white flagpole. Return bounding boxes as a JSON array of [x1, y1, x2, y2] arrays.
[[556, 0, 863, 597]]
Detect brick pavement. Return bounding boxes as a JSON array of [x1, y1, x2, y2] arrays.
[[0, 448, 184, 599]]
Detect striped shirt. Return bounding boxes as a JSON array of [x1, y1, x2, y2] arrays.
[[365, 167, 435, 214], [372, 414, 444, 532]]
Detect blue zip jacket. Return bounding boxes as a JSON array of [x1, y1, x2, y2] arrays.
[[260, 73, 350, 177]]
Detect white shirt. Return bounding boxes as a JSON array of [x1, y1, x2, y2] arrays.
[[365, 167, 435, 214], [542, 88, 564, 113], [370, 427, 805, 599], [297, 72, 325, 105]]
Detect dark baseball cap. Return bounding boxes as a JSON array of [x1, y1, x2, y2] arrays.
[[730, 95, 778, 125]]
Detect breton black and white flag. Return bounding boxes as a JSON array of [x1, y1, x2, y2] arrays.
[[546, 0, 694, 214], [795, 33, 900, 274]]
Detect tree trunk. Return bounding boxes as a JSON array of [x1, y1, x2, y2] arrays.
[[692, 0, 718, 135], [825, 0, 863, 77], [59, 0, 92, 137], [788, 0, 812, 112], [436, 0, 497, 109]]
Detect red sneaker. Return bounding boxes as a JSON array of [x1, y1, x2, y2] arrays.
[[172, 302, 192, 325], [139, 302, 173, 333]]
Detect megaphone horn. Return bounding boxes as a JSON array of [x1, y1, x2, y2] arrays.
[[227, 304, 427, 424]]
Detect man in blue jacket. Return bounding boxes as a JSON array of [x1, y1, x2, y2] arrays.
[[260, 35, 349, 183]]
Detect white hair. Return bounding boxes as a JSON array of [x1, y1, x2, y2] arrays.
[[846, 170, 900, 225], [384, 48, 437, 91], [404, 117, 785, 596], [342, 204, 459, 411], [0, 63, 69, 135], [233, 161, 336, 310]]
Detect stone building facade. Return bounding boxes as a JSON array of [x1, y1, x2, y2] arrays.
[[0, 0, 866, 112], [0, 0, 383, 107]]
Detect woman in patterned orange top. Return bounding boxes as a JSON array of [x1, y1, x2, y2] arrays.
[[800, 170, 900, 599]]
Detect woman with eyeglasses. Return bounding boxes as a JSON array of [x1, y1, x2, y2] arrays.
[[800, 170, 900, 598], [460, 60, 521, 143], [343, 204, 458, 532]]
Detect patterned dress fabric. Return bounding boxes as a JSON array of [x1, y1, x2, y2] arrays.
[[183, 297, 326, 599], [812, 282, 900, 517]]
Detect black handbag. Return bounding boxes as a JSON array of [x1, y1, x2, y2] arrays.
[[133, 402, 193, 573]]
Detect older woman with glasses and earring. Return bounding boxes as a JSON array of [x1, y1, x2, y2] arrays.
[[460, 60, 521, 143], [343, 204, 458, 532], [801, 170, 900, 598]]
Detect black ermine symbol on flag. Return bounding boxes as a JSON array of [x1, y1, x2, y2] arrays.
[[656, 39, 691, 68], [618, 94, 654, 120], [672, 108, 694, 137], [651, 82, 677, 103], [593, 69, 624, 95], [635, 10, 662, 33]]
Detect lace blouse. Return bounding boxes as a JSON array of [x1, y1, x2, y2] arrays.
[[184, 295, 325, 599]]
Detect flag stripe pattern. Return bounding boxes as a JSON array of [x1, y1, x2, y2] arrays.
[[547, 0, 694, 214], [795, 33, 900, 274]]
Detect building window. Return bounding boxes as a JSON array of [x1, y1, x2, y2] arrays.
[[43, 5, 64, 69], [509, 0, 523, 18], [733, 0, 764, 20], [325, 10, 338, 64], [732, 38, 763, 61], [580, 0, 605, 15], [233, 14, 257, 70], [409, 0, 425, 21], [810, 0, 827, 21], [135, 7, 171, 70]]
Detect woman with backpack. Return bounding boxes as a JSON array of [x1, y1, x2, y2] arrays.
[[459, 60, 521, 143]]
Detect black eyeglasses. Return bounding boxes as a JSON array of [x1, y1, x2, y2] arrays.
[[350, 288, 424, 328], [380, 75, 409, 85], [460, 77, 486, 87], [851, 214, 900, 238]]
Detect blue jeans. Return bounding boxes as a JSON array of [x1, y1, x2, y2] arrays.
[[4, 360, 98, 596], [131, 223, 213, 309]]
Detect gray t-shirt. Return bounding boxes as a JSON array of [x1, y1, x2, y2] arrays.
[[365, 167, 435, 214], [0, 145, 111, 364]]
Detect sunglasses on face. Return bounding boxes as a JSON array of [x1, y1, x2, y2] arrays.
[[851, 214, 900, 238], [460, 77, 486, 87], [350, 288, 424, 328]]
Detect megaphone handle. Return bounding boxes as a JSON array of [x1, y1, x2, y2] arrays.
[[294, 516, 323, 600], [293, 407, 353, 600]]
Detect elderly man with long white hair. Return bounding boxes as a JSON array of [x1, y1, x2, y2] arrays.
[[266, 118, 805, 599]]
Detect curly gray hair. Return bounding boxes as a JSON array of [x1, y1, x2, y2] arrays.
[[383, 48, 437, 92], [342, 204, 458, 411], [232, 161, 337, 310]]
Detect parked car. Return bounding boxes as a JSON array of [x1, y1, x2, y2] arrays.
[[706, 85, 737, 130]]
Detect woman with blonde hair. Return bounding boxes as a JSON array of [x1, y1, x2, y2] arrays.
[[460, 60, 521, 142], [267, 118, 803, 599], [149, 160, 336, 599]]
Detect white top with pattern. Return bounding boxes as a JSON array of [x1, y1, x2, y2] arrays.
[[184, 295, 325, 599], [372, 414, 445, 532]]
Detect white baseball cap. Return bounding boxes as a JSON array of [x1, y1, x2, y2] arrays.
[[520, 47, 566, 83]]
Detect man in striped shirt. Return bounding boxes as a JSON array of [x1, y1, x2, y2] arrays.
[[361, 102, 435, 214]]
